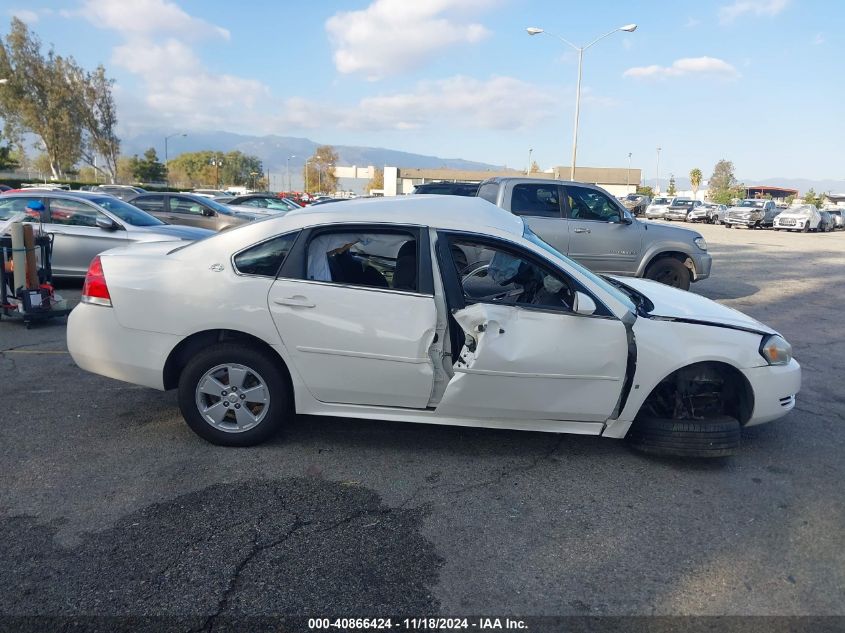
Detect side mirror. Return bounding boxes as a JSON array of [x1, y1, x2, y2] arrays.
[[202, 208, 215, 217], [573, 291, 596, 315], [621, 211, 633, 225], [96, 215, 119, 231]]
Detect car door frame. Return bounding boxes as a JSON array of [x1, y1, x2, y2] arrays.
[[432, 229, 630, 424], [267, 222, 439, 409]]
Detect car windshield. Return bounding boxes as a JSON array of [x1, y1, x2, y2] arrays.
[[738, 200, 765, 208], [653, 198, 670, 205], [522, 226, 635, 314], [91, 196, 164, 226], [673, 200, 694, 207], [201, 197, 240, 216]]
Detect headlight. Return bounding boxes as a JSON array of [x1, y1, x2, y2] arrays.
[[759, 334, 792, 366], [694, 237, 707, 251]]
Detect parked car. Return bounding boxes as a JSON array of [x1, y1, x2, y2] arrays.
[[126, 192, 258, 231], [94, 185, 147, 201], [192, 189, 231, 199], [827, 209, 844, 229], [67, 196, 799, 456], [725, 199, 780, 229], [0, 191, 212, 277], [687, 202, 726, 224], [0, 184, 12, 192], [643, 196, 675, 220], [664, 199, 702, 222], [818, 210, 835, 232], [475, 178, 710, 290], [620, 193, 651, 216], [226, 194, 301, 215], [413, 182, 481, 196], [772, 205, 821, 232]]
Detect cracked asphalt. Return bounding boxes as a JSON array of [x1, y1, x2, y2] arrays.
[[0, 222, 843, 625]]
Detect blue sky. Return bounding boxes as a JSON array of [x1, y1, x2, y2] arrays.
[[5, 0, 844, 180]]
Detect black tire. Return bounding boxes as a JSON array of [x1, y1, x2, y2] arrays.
[[645, 257, 690, 290], [178, 343, 290, 446], [802, 222, 810, 233], [627, 415, 740, 457], [725, 223, 732, 229]]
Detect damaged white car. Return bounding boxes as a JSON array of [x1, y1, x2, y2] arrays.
[[67, 197, 801, 456]]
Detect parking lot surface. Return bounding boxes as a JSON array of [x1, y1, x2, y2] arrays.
[[1, 222, 843, 621]]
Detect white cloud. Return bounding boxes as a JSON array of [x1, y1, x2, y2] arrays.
[[271, 76, 558, 133], [685, 17, 701, 28], [76, 0, 229, 40], [8, 8, 54, 24], [718, 0, 789, 24], [813, 33, 825, 45], [325, 0, 494, 80], [624, 56, 739, 80]]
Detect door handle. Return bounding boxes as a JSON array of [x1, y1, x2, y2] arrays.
[[273, 295, 315, 308], [574, 227, 591, 234]]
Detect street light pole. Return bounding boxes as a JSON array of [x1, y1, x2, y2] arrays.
[[527, 23, 637, 181], [526, 148, 533, 175], [286, 155, 296, 192], [627, 152, 632, 189], [164, 133, 186, 184], [655, 147, 662, 194]]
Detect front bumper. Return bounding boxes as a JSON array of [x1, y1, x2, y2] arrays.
[[690, 252, 712, 281], [742, 359, 802, 426], [726, 216, 760, 226]]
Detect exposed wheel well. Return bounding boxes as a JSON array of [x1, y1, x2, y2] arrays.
[[162, 329, 293, 398], [645, 251, 695, 279], [634, 361, 754, 426]]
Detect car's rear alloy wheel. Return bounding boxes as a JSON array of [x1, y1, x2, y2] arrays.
[[627, 415, 740, 457], [645, 258, 690, 290], [178, 343, 289, 446]]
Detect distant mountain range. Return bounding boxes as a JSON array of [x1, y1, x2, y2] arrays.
[[123, 130, 845, 194], [122, 131, 505, 190]]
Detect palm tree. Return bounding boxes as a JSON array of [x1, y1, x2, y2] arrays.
[[689, 168, 703, 199]]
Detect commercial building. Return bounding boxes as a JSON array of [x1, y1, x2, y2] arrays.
[[335, 165, 642, 197]]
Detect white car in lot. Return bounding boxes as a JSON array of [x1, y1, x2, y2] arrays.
[[67, 197, 800, 456], [644, 196, 676, 219], [772, 204, 821, 232]]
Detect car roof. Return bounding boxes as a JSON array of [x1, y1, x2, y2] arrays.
[[2, 190, 110, 201]]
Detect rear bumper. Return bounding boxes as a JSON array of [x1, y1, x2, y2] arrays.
[[742, 359, 802, 426], [67, 303, 179, 390]]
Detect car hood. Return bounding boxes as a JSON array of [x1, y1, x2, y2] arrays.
[[132, 224, 214, 241], [612, 276, 776, 335], [636, 219, 703, 242], [775, 211, 811, 219]]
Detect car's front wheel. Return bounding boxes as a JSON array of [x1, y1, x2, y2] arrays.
[[178, 343, 290, 446], [627, 416, 740, 457], [645, 257, 690, 290]]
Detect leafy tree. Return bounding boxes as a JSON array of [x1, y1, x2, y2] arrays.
[[70, 64, 120, 183], [365, 167, 384, 193], [0, 143, 18, 170], [0, 18, 83, 178], [166, 150, 263, 188], [32, 152, 52, 177], [689, 168, 702, 197], [116, 156, 136, 184], [667, 175, 677, 196], [707, 159, 744, 205], [529, 160, 541, 173], [802, 188, 825, 208], [303, 145, 339, 194], [785, 194, 796, 206], [636, 185, 654, 197], [131, 148, 166, 183]]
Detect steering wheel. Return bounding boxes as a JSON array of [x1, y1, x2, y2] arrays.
[[460, 263, 522, 303]]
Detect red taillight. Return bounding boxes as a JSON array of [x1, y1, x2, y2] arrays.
[[81, 256, 112, 307]]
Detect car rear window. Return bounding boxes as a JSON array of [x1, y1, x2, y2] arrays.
[[233, 231, 300, 277]]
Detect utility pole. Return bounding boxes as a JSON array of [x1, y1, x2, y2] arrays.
[[526, 148, 533, 175], [655, 147, 662, 194], [626, 152, 632, 190]]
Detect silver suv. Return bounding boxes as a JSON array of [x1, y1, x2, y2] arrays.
[[725, 199, 779, 229], [476, 178, 712, 290]]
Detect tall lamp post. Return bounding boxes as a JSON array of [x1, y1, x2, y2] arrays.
[[210, 153, 223, 189], [526, 148, 533, 175], [526, 23, 637, 181], [626, 152, 632, 190], [655, 146, 662, 194], [164, 133, 186, 184], [286, 154, 296, 192]]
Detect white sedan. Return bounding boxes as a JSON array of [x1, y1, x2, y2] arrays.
[[67, 197, 800, 456]]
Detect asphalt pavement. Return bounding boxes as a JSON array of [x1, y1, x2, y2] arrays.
[[1, 222, 843, 628]]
